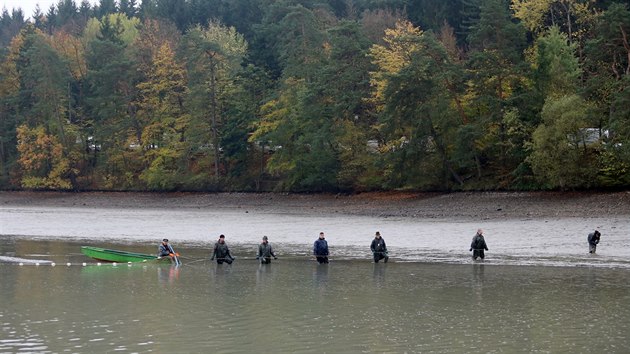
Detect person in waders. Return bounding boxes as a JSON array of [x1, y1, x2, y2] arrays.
[[470, 229, 488, 261], [370, 231, 389, 263], [313, 232, 329, 264], [587, 230, 601, 254], [211, 234, 235, 264], [256, 236, 277, 264]]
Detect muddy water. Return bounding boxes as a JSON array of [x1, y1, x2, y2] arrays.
[[1, 205, 630, 352]]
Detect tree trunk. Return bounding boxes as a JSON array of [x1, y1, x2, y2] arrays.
[[429, 120, 464, 186], [619, 25, 630, 76]]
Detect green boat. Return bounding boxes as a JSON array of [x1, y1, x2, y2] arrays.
[[81, 246, 176, 264]]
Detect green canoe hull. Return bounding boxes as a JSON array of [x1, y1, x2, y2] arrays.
[[81, 246, 168, 263]]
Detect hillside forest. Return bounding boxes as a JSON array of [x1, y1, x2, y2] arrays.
[[0, 0, 629, 192]]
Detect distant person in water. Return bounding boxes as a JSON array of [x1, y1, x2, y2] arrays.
[[587, 230, 601, 254], [313, 232, 329, 264], [470, 229, 489, 261], [158, 239, 180, 264], [211, 234, 235, 264], [257, 236, 277, 264], [371, 231, 389, 263]]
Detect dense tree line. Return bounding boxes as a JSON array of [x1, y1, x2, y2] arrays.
[[0, 0, 629, 192]]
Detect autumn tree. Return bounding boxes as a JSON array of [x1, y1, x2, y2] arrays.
[[0, 31, 23, 185], [16, 124, 74, 189], [368, 21, 466, 189], [135, 43, 189, 190], [511, 0, 595, 44], [368, 21, 422, 114], [10, 26, 82, 188]]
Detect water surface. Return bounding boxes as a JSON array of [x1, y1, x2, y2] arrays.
[[2, 255, 630, 353], [1, 205, 629, 353]]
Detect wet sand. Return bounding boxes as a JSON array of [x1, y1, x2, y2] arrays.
[[1, 190, 628, 219]]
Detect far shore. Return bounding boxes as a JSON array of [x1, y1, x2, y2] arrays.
[[1, 190, 628, 220]]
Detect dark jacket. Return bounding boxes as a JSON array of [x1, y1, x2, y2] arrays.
[[371, 238, 387, 253], [313, 239, 329, 256], [211, 241, 233, 260], [470, 234, 488, 251], [158, 243, 174, 257], [257, 243, 276, 259], [587, 232, 600, 246]]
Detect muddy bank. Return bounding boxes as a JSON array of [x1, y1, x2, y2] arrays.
[[1, 190, 628, 220]]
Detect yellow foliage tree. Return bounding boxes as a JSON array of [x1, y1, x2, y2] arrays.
[[511, 0, 555, 33], [511, 0, 596, 43], [16, 125, 73, 189], [48, 30, 87, 82], [0, 34, 23, 98], [135, 43, 189, 189], [367, 20, 423, 112]]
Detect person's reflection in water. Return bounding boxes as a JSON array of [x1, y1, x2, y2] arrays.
[[157, 265, 180, 284], [586, 267, 598, 288], [256, 259, 273, 286], [313, 263, 329, 288], [472, 263, 485, 302], [372, 262, 386, 289], [213, 262, 232, 276], [209, 261, 232, 288]]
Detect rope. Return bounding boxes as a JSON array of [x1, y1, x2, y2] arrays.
[[1, 253, 401, 267]]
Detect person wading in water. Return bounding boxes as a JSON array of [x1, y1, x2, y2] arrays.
[[313, 232, 329, 264], [211, 235, 235, 264], [587, 230, 601, 254], [256, 236, 277, 264], [470, 229, 489, 261], [370, 231, 389, 263]]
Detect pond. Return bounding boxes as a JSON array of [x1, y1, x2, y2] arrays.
[[2, 255, 629, 353], [1, 205, 629, 352]]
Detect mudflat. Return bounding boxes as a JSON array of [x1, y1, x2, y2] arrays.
[[1, 190, 628, 220]]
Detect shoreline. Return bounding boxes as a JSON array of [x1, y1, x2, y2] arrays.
[[1, 190, 629, 220]]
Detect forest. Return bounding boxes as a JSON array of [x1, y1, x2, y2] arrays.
[[0, 0, 629, 192]]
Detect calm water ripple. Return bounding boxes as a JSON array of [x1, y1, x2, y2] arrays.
[[1, 259, 630, 352]]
